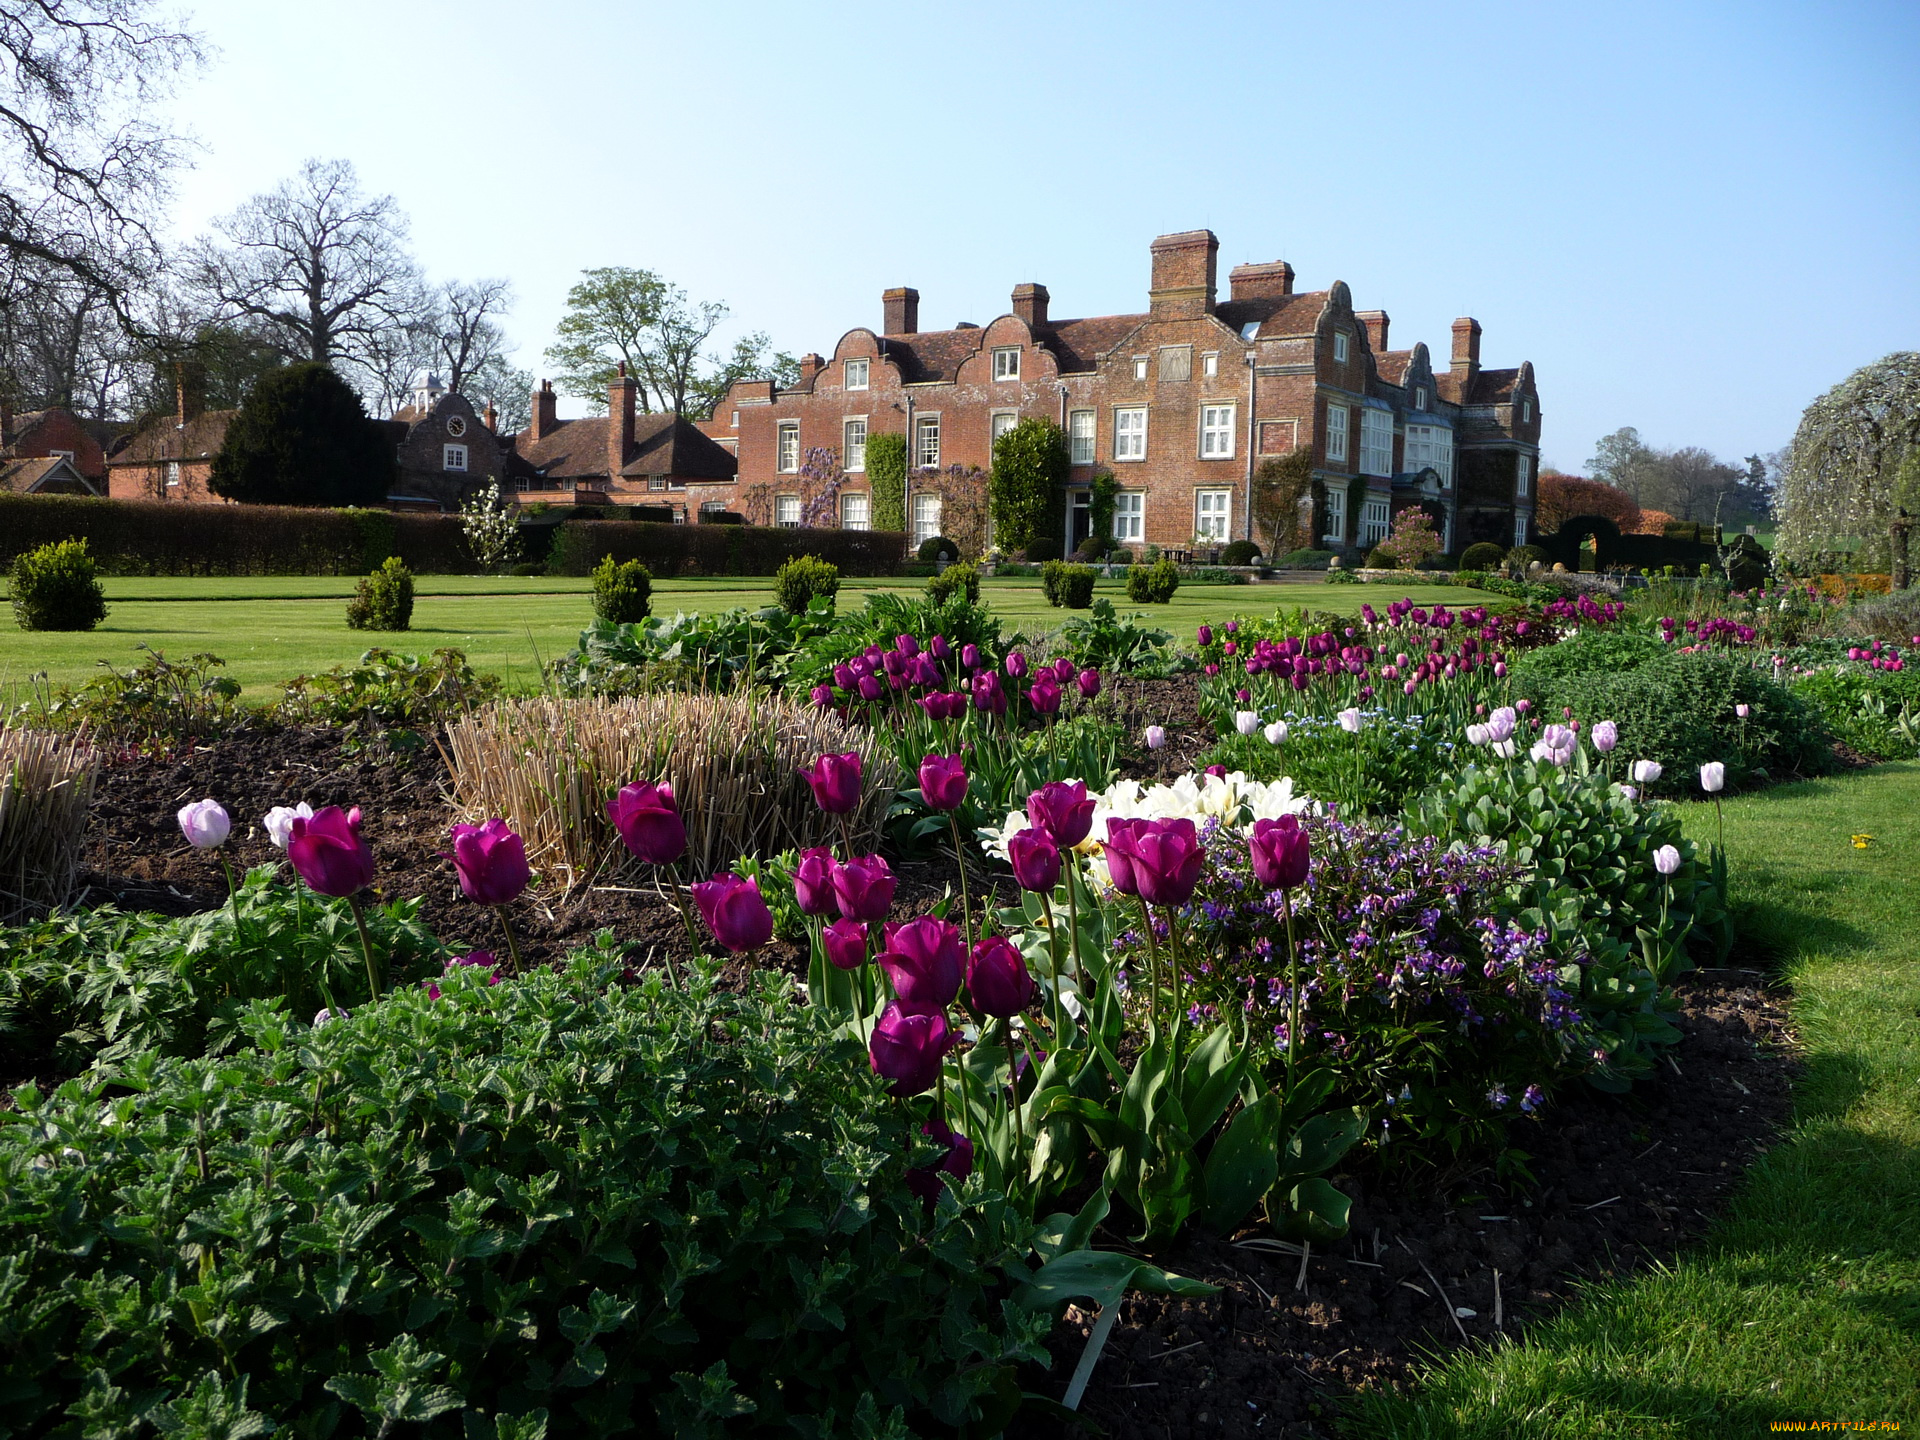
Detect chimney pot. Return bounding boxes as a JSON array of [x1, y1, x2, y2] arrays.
[[1356, 310, 1390, 355], [882, 287, 919, 336], [1011, 282, 1050, 331], [608, 368, 637, 481], [1450, 317, 1483, 375], [1227, 260, 1295, 302], [530, 378, 558, 441], [797, 353, 825, 384], [1148, 230, 1219, 318]]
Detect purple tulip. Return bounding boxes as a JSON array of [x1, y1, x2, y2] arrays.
[[1007, 826, 1062, 893], [801, 751, 863, 813], [1107, 817, 1204, 908], [1249, 815, 1309, 890], [691, 872, 774, 952], [287, 806, 376, 898], [1144, 725, 1167, 750], [1103, 816, 1142, 897], [919, 754, 969, 812], [792, 845, 837, 917], [960, 643, 981, 670], [966, 934, 1034, 1018], [971, 670, 1007, 716], [810, 683, 834, 709], [1027, 675, 1062, 714], [607, 782, 687, 865], [896, 634, 920, 657], [1027, 780, 1095, 850], [831, 852, 896, 922], [869, 1003, 953, 1096], [1005, 650, 1028, 679], [929, 634, 950, 660], [1052, 657, 1075, 683], [906, 1117, 974, 1203], [878, 916, 964, 1013], [1590, 720, 1619, 753], [857, 674, 883, 702], [1077, 668, 1101, 699], [177, 798, 231, 849], [1197, 624, 1213, 647], [448, 818, 531, 906], [823, 917, 869, 970]]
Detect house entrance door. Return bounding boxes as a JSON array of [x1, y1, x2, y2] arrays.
[[1067, 491, 1092, 552]]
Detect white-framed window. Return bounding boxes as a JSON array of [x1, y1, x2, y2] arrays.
[[1200, 404, 1236, 459], [841, 490, 870, 530], [1333, 331, 1349, 363], [1195, 488, 1232, 541], [700, 501, 727, 518], [1113, 407, 1147, 461], [1360, 495, 1392, 548], [1517, 455, 1531, 496], [165, 460, 181, 488], [514, 476, 531, 493], [1521, 399, 1532, 424], [1359, 407, 1394, 477], [444, 444, 468, 471], [1412, 386, 1428, 412], [845, 358, 869, 390], [1202, 352, 1219, 377], [1405, 424, 1454, 486], [913, 491, 942, 545], [992, 347, 1020, 380], [1115, 490, 1144, 542], [1325, 403, 1349, 463], [1132, 355, 1148, 380], [1068, 409, 1095, 465], [1323, 486, 1347, 545], [777, 422, 799, 472], [730, 410, 739, 427], [916, 414, 941, 468], [990, 411, 1017, 446], [844, 417, 867, 472], [775, 494, 800, 528], [1515, 512, 1530, 546]]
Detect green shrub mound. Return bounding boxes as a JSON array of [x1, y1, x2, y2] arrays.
[[544, 520, 905, 581], [1507, 627, 1672, 686], [916, 534, 958, 563], [8, 537, 107, 632], [1459, 541, 1506, 571], [1365, 546, 1396, 569], [1041, 559, 1096, 608], [346, 555, 415, 631], [1788, 662, 1920, 759], [865, 431, 908, 532], [1506, 543, 1552, 570], [0, 955, 1054, 1437], [1219, 539, 1261, 567], [1516, 651, 1832, 792], [1125, 557, 1180, 604], [773, 553, 840, 615], [591, 554, 653, 624], [1024, 536, 1062, 563], [1275, 548, 1336, 570], [926, 559, 980, 606]]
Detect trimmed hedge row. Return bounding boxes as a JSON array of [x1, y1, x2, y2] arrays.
[[546, 518, 907, 578], [0, 494, 476, 576]]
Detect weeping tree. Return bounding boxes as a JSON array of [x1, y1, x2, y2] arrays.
[[1775, 353, 1920, 570]]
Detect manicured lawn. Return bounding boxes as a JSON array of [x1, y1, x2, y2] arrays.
[[1342, 763, 1920, 1437], [5, 575, 1477, 698]]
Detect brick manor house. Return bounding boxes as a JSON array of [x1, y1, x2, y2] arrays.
[[698, 229, 1540, 557]]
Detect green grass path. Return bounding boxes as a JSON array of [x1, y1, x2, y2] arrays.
[[1343, 763, 1920, 1436], [3, 576, 1475, 699]]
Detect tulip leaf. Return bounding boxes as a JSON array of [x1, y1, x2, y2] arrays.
[[1280, 1107, 1367, 1181], [1032, 1185, 1111, 1262], [1016, 1246, 1216, 1314], [1275, 1176, 1353, 1244], [1197, 1091, 1280, 1234]]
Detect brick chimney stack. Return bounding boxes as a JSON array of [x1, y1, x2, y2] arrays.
[[483, 399, 498, 433], [882, 287, 919, 336], [531, 379, 557, 441], [1149, 230, 1219, 318], [173, 361, 205, 431], [1356, 310, 1390, 354], [1450, 317, 1482, 383], [1227, 260, 1295, 302], [1012, 283, 1050, 331], [797, 353, 825, 386], [607, 362, 637, 480]]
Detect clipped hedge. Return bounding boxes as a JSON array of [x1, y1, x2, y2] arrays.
[[0, 493, 476, 576], [547, 518, 906, 579]]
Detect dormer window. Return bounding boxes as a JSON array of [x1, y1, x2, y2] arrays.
[[992, 347, 1020, 381], [846, 358, 869, 390], [1413, 387, 1428, 412], [1521, 398, 1532, 423], [1333, 331, 1349, 363]]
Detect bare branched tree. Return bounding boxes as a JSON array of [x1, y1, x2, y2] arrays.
[[186, 158, 427, 387], [431, 277, 511, 395], [0, 0, 202, 328]]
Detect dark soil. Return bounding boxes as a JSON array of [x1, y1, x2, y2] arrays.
[[76, 727, 1799, 1439], [1101, 676, 1219, 779]]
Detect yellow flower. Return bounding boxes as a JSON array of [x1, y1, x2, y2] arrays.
[[1852, 833, 1874, 849]]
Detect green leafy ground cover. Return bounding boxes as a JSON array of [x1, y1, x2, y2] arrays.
[[1343, 761, 1920, 1437], [2, 577, 1474, 697]]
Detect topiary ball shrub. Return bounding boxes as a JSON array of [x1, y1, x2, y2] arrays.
[[0, 954, 1052, 1436], [592, 553, 653, 623], [1506, 543, 1552, 571], [510, 560, 547, 577], [1460, 541, 1507, 572], [1220, 539, 1261, 567], [1024, 536, 1062, 563], [926, 558, 981, 606], [774, 553, 840, 614], [1126, 557, 1181, 604], [1366, 546, 1397, 569], [916, 534, 959, 563], [8, 537, 108, 632], [1041, 559, 1096, 608], [344, 555, 414, 631]]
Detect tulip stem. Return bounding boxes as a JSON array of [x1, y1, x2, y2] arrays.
[[947, 813, 975, 955], [1004, 1026, 1025, 1155], [1166, 906, 1187, 1053], [495, 907, 525, 977], [1038, 891, 1065, 1042], [348, 894, 380, 1003], [663, 864, 698, 982], [218, 853, 248, 950], [1135, 896, 1162, 1032], [1063, 855, 1084, 989], [1281, 885, 1300, 1088]]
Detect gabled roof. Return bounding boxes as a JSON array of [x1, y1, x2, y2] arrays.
[[1374, 350, 1414, 385], [514, 412, 737, 482], [105, 409, 237, 465], [1044, 314, 1148, 373], [1468, 368, 1522, 404], [0, 455, 95, 494], [878, 330, 984, 385], [1215, 291, 1330, 339], [514, 415, 606, 477]]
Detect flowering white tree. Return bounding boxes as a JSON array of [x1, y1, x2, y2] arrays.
[[1775, 352, 1920, 569], [459, 485, 519, 572]]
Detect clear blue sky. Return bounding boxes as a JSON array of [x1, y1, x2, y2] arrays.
[[164, 0, 1919, 470]]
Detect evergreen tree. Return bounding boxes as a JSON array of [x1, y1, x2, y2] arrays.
[[988, 418, 1069, 551], [209, 362, 395, 507]]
